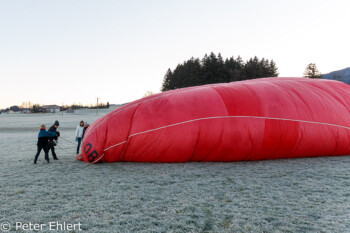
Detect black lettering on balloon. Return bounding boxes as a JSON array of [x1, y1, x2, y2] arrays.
[[88, 150, 99, 162], [84, 143, 99, 162], [85, 143, 92, 154]]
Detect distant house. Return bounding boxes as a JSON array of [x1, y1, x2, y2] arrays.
[[41, 105, 61, 113], [66, 108, 75, 113], [21, 108, 31, 114], [8, 110, 14, 114]]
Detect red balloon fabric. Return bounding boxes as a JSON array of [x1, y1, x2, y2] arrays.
[[77, 78, 350, 163]]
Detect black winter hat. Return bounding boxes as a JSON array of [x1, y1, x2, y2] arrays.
[[54, 120, 60, 126]]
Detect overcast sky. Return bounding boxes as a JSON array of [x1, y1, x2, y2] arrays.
[[1, 0, 349, 108]]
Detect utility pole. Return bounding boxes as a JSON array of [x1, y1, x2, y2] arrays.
[[96, 97, 99, 116]]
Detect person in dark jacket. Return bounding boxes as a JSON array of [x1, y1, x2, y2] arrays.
[[82, 121, 89, 139], [34, 124, 58, 164], [48, 120, 60, 160]]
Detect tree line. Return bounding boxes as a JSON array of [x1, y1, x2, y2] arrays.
[[0, 102, 110, 113], [161, 52, 279, 91]]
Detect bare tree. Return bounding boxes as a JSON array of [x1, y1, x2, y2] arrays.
[[143, 91, 154, 97], [303, 63, 322, 79]]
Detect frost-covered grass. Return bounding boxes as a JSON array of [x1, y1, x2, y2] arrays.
[[1, 110, 350, 232]]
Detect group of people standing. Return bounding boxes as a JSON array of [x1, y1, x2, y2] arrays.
[[34, 120, 89, 164]]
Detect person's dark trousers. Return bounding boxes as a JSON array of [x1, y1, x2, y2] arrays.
[[77, 138, 82, 154], [34, 145, 49, 163], [49, 145, 58, 160]]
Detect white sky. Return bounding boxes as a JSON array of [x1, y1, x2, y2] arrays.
[[1, 0, 349, 108]]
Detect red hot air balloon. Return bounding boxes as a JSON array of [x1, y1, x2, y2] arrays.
[[77, 78, 350, 163]]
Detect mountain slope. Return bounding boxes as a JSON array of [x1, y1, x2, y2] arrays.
[[322, 67, 350, 84]]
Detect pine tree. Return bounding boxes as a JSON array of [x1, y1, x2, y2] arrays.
[[268, 60, 279, 77], [184, 57, 201, 87], [161, 69, 174, 91], [224, 56, 244, 82], [244, 57, 262, 79]]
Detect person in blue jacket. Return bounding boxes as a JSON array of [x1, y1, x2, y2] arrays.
[[34, 124, 58, 164]]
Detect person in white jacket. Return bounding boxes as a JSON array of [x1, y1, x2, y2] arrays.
[[75, 120, 84, 154]]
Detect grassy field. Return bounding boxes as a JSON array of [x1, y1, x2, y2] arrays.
[[1, 109, 350, 232]]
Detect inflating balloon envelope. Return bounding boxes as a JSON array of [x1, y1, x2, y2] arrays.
[[77, 78, 350, 163]]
